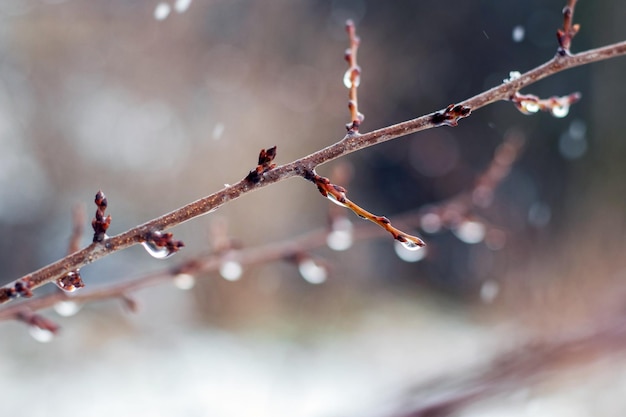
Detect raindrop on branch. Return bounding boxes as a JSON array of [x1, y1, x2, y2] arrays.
[[453, 220, 486, 244], [327, 217, 353, 251], [55, 270, 84, 293], [220, 260, 243, 281], [173, 273, 196, 290], [53, 301, 82, 317], [298, 259, 328, 284], [519, 101, 539, 114], [394, 241, 427, 263], [504, 71, 521, 83], [142, 241, 174, 259], [326, 192, 348, 208], [397, 238, 423, 251], [343, 69, 361, 89], [551, 104, 569, 118], [29, 326, 55, 343], [154, 2, 171, 20]]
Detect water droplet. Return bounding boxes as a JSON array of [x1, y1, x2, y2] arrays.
[[173, 273, 196, 290], [29, 326, 55, 343], [528, 202, 552, 227], [559, 130, 587, 160], [220, 260, 243, 281], [298, 259, 327, 284], [154, 2, 171, 20], [480, 280, 499, 303], [512, 25, 525, 42], [398, 238, 423, 251], [504, 71, 521, 83], [343, 68, 361, 89], [212, 122, 225, 140], [55, 270, 84, 293], [551, 104, 569, 118], [520, 100, 539, 114], [569, 120, 586, 139], [420, 212, 442, 234], [453, 220, 486, 244], [327, 217, 353, 251], [141, 241, 174, 259], [326, 192, 348, 208], [54, 300, 82, 317], [174, 0, 192, 13], [394, 241, 427, 263]]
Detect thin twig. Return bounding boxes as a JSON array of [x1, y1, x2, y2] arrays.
[[308, 171, 425, 248], [68, 203, 85, 255], [557, 0, 580, 55], [344, 20, 363, 133]]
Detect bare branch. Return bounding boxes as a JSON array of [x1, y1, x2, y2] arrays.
[[344, 20, 364, 133], [0, 134, 525, 323], [1, 8, 625, 304], [308, 171, 425, 249]]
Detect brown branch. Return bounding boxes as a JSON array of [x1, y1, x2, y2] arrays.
[[1, 4, 626, 304], [15, 309, 60, 335], [0, 228, 337, 324], [308, 171, 425, 249], [344, 20, 363, 133], [55, 204, 87, 292], [0, 134, 525, 324], [557, 0, 580, 55]]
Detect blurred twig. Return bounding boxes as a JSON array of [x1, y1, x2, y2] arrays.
[[394, 319, 626, 417]]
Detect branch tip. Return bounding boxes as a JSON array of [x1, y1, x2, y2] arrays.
[[344, 19, 363, 133], [16, 310, 60, 334], [556, 0, 579, 55], [309, 172, 425, 247]]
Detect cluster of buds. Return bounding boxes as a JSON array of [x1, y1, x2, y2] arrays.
[[91, 190, 111, 243]]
